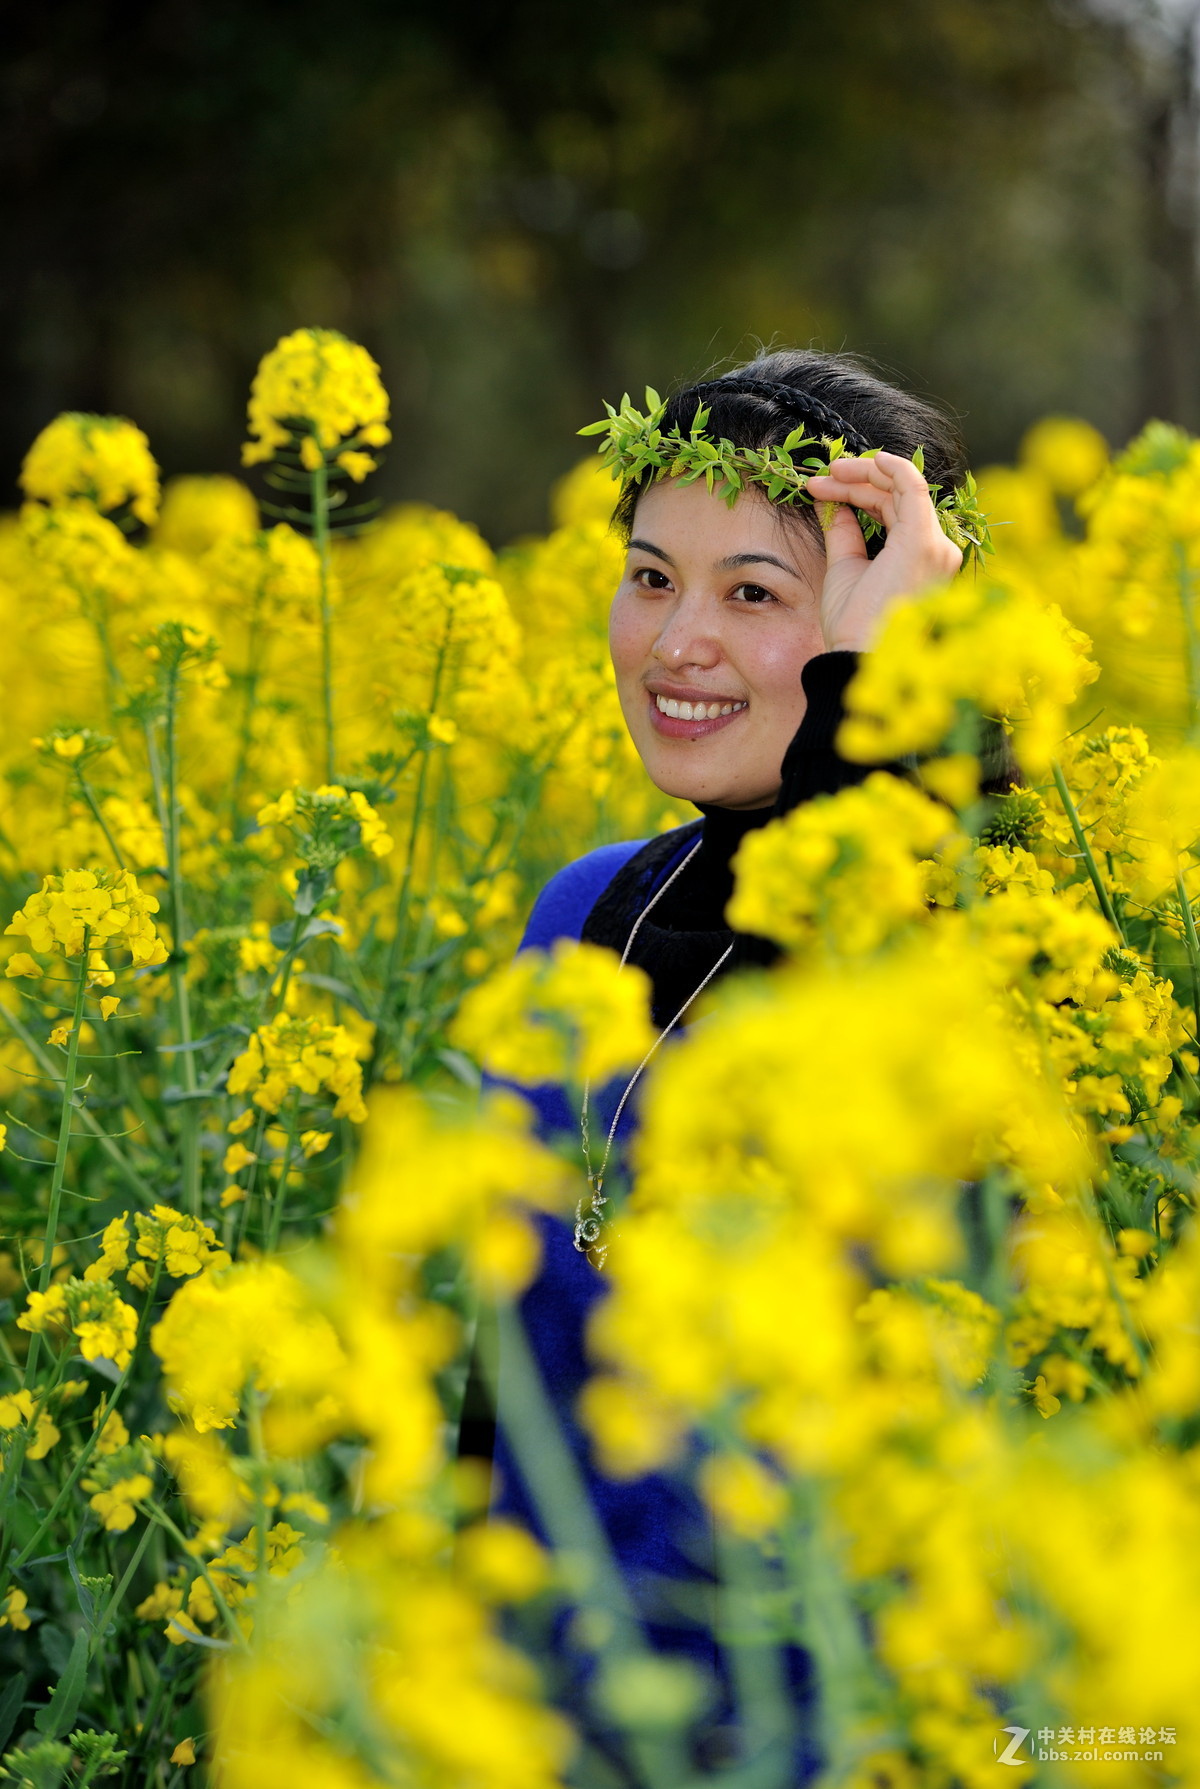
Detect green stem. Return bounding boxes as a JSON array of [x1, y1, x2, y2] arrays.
[[371, 621, 453, 1074], [4, 1263, 164, 1584], [311, 456, 335, 782], [1176, 869, 1200, 1047], [267, 913, 306, 1017], [1175, 543, 1200, 744], [782, 1480, 883, 1782], [265, 1096, 302, 1254], [163, 670, 200, 1215], [245, 1388, 270, 1584], [90, 1516, 155, 1656], [19, 939, 90, 1399], [76, 773, 127, 871], [1051, 762, 1124, 938], [712, 1518, 794, 1782], [397, 747, 453, 1076], [477, 1303, 684, 1789], [140, 1499, 246, 1648], [0, 1004, 154, 1202], [35, 943, 88, 1299], [230, 589, 264, 825]]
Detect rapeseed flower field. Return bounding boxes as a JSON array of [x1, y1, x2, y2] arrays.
[[1, 330, 1199, 1786]]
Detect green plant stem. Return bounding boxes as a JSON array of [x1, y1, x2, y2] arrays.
[[477, 1300, 683, 1789], [140, 1499, 246, 1648], [76, 773, 127, 870], [397, 747, 453, 1075], [268, 914, 306, 1017], [230, 588, 264, 824], [783, 1481, 882, 1782], [0, 1005, 155, 1201], [21, 939, 90, 1395], [310, 456, 336, 781], [265, 1097, 302, 1253], [1175, 543, 1200, 744], [162, 671, 200, 1215], [1051, 761, 1124, 937], [712, 1520, 794, 1784], [371, 619, 453, 1070], [4, 1263, 164, 1586], [90, 1517, 155, 1656], [1175, 869, 1200, 1046]]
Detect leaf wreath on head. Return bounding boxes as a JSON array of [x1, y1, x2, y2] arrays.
[[580, 385, 994, 568]]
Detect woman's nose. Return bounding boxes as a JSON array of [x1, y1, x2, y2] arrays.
[[652, 600, 722, 671]]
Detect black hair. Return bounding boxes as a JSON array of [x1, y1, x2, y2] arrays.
[[612, 347, 968, 558]]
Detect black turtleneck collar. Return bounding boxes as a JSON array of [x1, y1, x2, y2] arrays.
[[580, 652, 880, 1025], [655, 801, 775, 933]]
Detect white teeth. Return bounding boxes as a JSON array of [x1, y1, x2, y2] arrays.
[[655, 694, 747, 720]]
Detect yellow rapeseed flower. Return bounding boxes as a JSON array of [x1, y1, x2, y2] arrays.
[[451, 938, 655, 1085], [242, 328, 391, 476], [21, 412, 161, 524]]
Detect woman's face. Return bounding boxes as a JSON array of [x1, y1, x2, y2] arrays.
[[609, 477, 827, 809]]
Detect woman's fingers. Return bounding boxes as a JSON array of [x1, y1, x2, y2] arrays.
[[807, 451, 945, 538], [819, 498, 870, 566], [807, 451, 929, 507]]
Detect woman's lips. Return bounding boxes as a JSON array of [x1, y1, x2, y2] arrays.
[[647, 690, 749, 740]]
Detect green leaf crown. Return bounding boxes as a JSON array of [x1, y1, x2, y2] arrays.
[[580, 387, 993, 567]]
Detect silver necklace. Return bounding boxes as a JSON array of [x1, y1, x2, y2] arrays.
[[576, 837, 733, 1266]]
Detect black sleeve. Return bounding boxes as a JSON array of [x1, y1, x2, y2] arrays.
[[774, 651, 907, 815]]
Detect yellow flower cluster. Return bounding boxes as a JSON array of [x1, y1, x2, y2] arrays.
[[21, 411, 161, 524], [18, 1276, 140, 1370], [451, 938, 656, 1084], [838, 576, 1098, 771], [151, 1257, 344, 1441], [83, 1206, 231, 1288], [256, 782, 394, 861], [226, 1012, 369, 1123], [727, 771, 953, 955], [155, 473, 259, 555], [0, 1387, 61, 1461], [242, 327, 391, 479], [5, 867, 167, 979]]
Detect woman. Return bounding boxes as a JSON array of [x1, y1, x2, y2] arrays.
[[481, 348, 976, 1767]]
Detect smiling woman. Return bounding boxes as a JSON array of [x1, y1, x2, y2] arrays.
[[483, 347, 996, 1767]]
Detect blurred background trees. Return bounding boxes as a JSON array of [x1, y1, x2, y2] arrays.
[[2, 0, 1198, 538]]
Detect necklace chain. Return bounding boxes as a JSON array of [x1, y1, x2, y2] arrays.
[[576, 837, 733, 1267]]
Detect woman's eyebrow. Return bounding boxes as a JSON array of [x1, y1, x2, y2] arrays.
[[627, 537, 675, 565], [716, 550, 800, 576]]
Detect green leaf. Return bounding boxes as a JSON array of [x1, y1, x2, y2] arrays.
[[34, 1627, 88, 1740], [296, 972, 370, 1019], [0, 1673, 28, 1754]]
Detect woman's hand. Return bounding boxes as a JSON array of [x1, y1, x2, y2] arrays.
[[804, 450, 963, 653]]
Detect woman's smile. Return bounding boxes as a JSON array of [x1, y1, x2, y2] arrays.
[[647, 680, 750, 739]]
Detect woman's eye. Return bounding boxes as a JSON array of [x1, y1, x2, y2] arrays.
[[633, 567, 672, 590], [731, 582, 776, 605]]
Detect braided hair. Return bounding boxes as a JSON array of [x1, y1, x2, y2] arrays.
[[611, 348, 967, 558]]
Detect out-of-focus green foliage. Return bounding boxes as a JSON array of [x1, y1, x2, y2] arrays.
[[0, 0, 1189, 535]]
